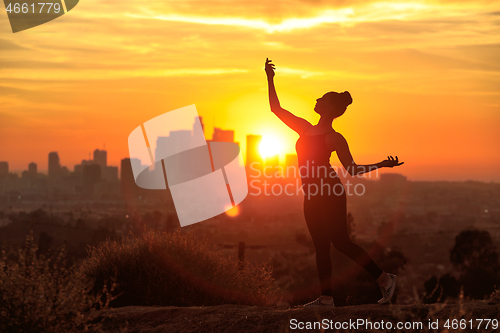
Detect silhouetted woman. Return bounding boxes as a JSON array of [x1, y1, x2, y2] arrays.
[[265, 58, 404, 307]]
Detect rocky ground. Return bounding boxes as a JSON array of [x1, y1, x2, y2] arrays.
[[97, 299, 500, 332]]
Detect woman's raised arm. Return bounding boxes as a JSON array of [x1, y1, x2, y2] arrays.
[[265, 58, 312, 135]]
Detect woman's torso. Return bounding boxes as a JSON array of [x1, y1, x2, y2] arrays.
[[295, 128, 343, 196]]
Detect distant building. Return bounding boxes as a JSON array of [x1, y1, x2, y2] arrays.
[[285, 154, 298, 169], [83, 164, 101, 181], [91, 149, 118, 183], [74, 159, 92, 175], [0, 162, 8, 175], [93, 149, 107, 168], [48, 152, 61, 179], [121, 158, 139, 199], [212, 128, 234, 143], [155, 136, 170, 169], [28, 162, 37, 176], [285, 154, 299, 178], [83, 164, 101, 195], [103, 166, 118, 182], [265, 155, 279, 168], [246, 135, 262, 171], [61, 166, 70, 177], [156, 130, 192, 158], [264, 154, 280, 177]]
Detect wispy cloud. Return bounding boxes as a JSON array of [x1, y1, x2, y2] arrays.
[[278, 67, 387, 80], [126, 8, 355, 33], [0, 68, 248, 81], [125, 1, 498, 33]]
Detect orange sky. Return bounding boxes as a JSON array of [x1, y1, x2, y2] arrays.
[[1, 0, 499, 181]]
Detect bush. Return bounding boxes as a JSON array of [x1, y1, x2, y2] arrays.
[[450, 229, 500, 299], [79, 230, 278, 307], [0, 232, 108, 333]]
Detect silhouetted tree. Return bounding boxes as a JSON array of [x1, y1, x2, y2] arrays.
[[450, 229, 500, 299]]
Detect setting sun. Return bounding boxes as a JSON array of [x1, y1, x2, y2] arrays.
[[259, 136, 283, 159]]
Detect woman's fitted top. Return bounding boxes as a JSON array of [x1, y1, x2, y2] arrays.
[[295, 130, 342, 187]]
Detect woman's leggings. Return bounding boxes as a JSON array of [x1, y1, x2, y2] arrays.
[[304, 186, 383, 296]]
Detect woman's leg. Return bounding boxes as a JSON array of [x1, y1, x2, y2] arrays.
[[327, 192, 384, 280], [304, 198, 334, 296]]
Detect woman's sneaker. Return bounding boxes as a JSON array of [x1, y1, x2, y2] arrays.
[[302, 296, 335, 307], [378, 274, 397, 304]]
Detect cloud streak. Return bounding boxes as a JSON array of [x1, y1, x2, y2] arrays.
[[127, 8, 355, 33], [0, 68, 248, 81], [125, 1, 499, 34]]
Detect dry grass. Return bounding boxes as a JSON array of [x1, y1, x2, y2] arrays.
[[0, 231, 111, 333], [79, 230, 279, 307]]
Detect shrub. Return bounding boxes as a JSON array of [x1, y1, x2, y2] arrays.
[[450, 229, 500, 299], [0, 232, 109, 333], [79, 230, 278, 307]]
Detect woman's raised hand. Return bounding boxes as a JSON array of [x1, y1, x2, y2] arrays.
[[265, 58, 275, 78], [380, 156, 404, 168]]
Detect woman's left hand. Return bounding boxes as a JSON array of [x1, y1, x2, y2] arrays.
[[265, 58, 276, 78], [380, 156, 404, 168]]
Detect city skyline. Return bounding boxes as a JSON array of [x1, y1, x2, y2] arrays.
[[0, 123, 276, 178]]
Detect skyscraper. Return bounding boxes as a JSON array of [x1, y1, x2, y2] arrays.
[[0, 162, 8, 175], [155, 130, 192, 180], [93, 149, 107, 168], [212, 128, 234, 143], [265, 154, 279, 168], [83, 164, 101, 195], [48, 152, 61, 179], [28, 162, 37, 176], [285, 154, 299, 178], [74, 159, 91, 175], [121, 158, 140, 199], [285, 154, 298, 168], [155, 136, 170, 170], [103, 166, 119, 182], [246, 135, 262, 168]]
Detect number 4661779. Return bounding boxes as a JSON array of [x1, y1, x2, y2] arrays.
[[6, 3, 62, 14], [444, 319, 499, 330]]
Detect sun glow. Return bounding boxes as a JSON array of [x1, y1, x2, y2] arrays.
[[259, 136, 283, 159]]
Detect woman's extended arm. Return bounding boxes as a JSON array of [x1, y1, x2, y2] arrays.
[[265, 58, 312, 135], [329, 132, 404, 176]]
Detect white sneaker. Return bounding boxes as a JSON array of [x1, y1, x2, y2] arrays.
[[378, 274, 397, 304], [302, 296, 335, 307]]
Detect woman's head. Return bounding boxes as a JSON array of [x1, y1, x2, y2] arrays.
[[314, 91, 352, 118]]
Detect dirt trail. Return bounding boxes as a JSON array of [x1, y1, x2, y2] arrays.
[[97, 300, 500, 332]]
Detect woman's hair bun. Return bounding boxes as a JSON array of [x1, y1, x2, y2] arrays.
[[341, 91, 352, 107], [324, 91, 353, 109]]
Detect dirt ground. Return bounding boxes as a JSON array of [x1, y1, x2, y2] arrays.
[[97, 299, 500, 333]]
